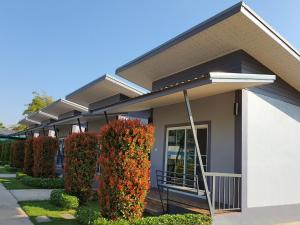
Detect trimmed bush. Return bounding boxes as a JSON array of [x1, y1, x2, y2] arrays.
[[11, 140, 25, 168], [4, 165, 19, 172], [64, 133, 99, 203], [16, 172, 27, 179], [24, 138, 34, 175], [33, 136, 58, 178], [76, 205, 102, 225], [50, 189, 79, 209], [0, 141, 12, 163], [76, 207, 211, 225], [20, 175, 64, 188], [98, 119, 154, 220]]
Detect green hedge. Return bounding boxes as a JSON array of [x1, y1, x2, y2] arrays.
[[134, 214, 211, 225], [3, 165, 19, 173], [20, 175, 64, 189], [0, 141, 12, 162], [76, 206, 211, 225], [50, 189, 79, 209]]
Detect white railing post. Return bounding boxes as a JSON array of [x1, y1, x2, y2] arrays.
[[212, 175, 216, 213]]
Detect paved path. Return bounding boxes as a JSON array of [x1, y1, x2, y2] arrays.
[[10, 189, 53, 201], [0, 174, 16, 178], [0, 184, 33, 225]]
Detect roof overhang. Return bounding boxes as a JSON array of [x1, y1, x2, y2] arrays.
[[41, 99, 88, 117], [66, 74, 147, 107], [19, 117, 41, 126], [49, 112, 119, 126], [27, 110, 58, 123], [116, 2, 299, 91], [92, 72, 276, 114]]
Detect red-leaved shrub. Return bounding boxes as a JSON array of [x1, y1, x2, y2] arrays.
[[98, 119, 154, 220], [24, 138, 34, 175], [11, 140, 25, 168], [33, 137, 58, 178], [64, 132, 99, 203]]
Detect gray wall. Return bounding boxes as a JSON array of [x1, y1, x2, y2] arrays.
[[245, 90, 300, 208], [151, 92, 236, 186], [87, 118, 108, 133]]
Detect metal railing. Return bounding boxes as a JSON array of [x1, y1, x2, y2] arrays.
[[156, 170, 201, 212], [205, 172, 242, 213]]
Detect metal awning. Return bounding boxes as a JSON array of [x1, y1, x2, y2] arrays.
[[27, 110, 58, 123], [116, 2, 299, 91], [41, 99, 88, 117], [91, 72, 276, 114], [66, 74, 147, 107]]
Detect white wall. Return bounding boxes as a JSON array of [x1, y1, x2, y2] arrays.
[[151, 92, 236, 186], [246, 90, 300, 208], [57, 125, 70, 138]]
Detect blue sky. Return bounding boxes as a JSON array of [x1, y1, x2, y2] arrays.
[[0, 0, 299, 126]]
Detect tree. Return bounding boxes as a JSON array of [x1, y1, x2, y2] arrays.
[[23, 91, 53, 116], [0, 123, 5, 129], [11, 124, 27, 131]]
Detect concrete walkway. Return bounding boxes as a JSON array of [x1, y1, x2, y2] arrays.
[[10, 189, 53, 201], [0, 184, 33, 225], [0, 174, 16, 178]]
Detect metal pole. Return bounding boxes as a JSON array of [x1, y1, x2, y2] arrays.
[[77, 118, 82, 133], [104, 111, 109, 124], [53, 125, 57, 138], [183, 90, 213, 215]]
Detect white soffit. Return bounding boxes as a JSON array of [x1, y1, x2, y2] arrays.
[[93, 72, 276, 114], [116, 2, 299, 91], [27, 111, 58, 122], [66, 74, 146, 107], [41, 99, 88, 117]]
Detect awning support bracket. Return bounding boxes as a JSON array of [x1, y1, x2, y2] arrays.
[[183, 90, 213, 215]]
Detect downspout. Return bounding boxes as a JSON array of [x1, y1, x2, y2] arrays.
[[183, 90, 213, 216]]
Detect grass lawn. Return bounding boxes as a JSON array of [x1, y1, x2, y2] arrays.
[[19, 200, 78, 225], [0, 178, 33, 189]]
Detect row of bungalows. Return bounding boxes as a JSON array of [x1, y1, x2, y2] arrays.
[[16, 74, 148, 171], [12, 2, 300, 225]]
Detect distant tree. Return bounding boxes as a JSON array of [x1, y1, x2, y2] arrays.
[[0, 122, 5, 129], [11, 124, 27, 131], [9, 91, 53, 132], [23, 91, 53, 116]]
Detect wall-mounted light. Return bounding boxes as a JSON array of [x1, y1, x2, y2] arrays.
[[234, 102, 239, 116]]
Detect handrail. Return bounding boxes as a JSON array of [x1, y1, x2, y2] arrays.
[[205, 172, 242, 178]]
